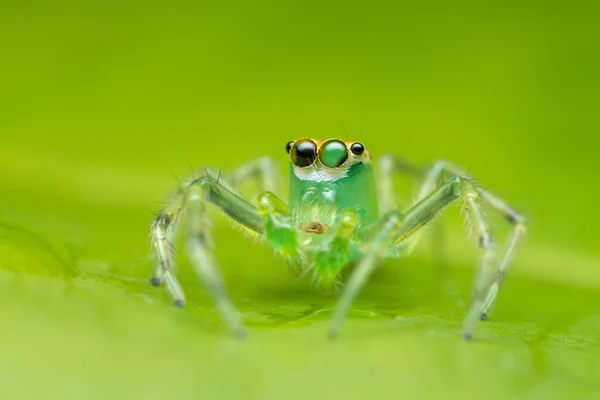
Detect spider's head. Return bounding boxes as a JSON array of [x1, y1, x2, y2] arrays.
[[285, 138, 371, 182], [286, 138, 378, 226]]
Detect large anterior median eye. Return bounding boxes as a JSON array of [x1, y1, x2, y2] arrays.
[[320, 139, 349, 168], [290, 139, 317, 168]]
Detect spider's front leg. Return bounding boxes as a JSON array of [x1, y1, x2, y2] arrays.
[[150, 159, 275, 337]]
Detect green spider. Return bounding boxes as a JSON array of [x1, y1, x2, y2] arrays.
[[149, 138, 526, 340]]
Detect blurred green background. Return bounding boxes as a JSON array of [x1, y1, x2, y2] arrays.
[[1, 0, 599, 398]]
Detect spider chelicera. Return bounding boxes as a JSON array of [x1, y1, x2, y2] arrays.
[[149, 138, 526, 340]]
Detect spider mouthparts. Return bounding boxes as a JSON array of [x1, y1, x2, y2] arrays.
[[304, 221, 327, 234]]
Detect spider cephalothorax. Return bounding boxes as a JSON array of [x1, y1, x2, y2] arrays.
[[149, 138, 526, 340], [283, 139, 378, 241]]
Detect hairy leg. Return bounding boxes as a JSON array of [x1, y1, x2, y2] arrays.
[[330, 176, 513, 340], [329, 178, 462, 338], [377, 154, 446, 261], [151, 177, 261, 293], [150, 191, 186, 293], [150, 158, 276, 285], [149, 159, 272, 336], [416, 160, 527, 319], [399, 177, 497, 339]]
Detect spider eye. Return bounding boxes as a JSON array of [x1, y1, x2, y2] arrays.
[[290, 139, 317, 168], [320, 139, 349, 168], [350, 142, 365, 155], [285, 141, 294, 154]]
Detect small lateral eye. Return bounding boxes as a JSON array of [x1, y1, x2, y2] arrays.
[[290, 139, 317, 168], [285, 141, 294, 153], [320, 139, 349, 168], [350, 142, 365, 155]]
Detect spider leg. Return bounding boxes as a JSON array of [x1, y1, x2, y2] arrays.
[[456, 180, 496, 339], [330, 176, 509, 340], [329, 178, 462, 338], [150, 157, 276, 285], [376, 154, 446, 263], [185, 179, 260, 337], [150, 158, 274, 337], [415, 160, 527, 320], [479, 211, 526, 318], [150, 191, 185, 290]]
